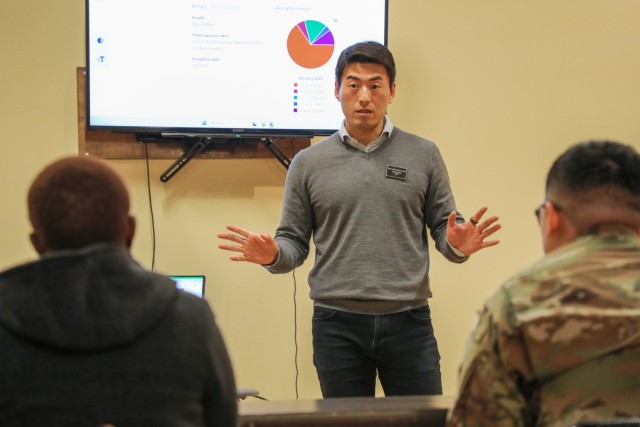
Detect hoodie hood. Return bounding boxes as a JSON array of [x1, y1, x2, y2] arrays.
[[0, 244, 178, 351]]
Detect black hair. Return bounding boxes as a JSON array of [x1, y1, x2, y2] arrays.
[[335, 41, 396, 87], [546, 140, 640, 211]]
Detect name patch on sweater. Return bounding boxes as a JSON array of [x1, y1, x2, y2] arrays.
[[385, 165, 408, 181]]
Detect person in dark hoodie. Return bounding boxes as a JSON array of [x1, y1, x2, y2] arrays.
[[0, 156, 237, 427]]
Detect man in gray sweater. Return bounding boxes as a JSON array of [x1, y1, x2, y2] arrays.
[[218, 41, 501, 397]]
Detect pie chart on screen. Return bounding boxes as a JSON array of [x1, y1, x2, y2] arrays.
[[287, 20, 335, 69]]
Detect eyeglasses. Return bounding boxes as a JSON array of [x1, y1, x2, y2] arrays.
[[534, 200, 561, 225], [534, 203, 545, 224]]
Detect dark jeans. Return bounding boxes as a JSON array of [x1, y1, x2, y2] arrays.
[[312, 305, 442, 398]]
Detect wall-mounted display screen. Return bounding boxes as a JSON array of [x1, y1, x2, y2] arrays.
[[86, 0, 388, 138]]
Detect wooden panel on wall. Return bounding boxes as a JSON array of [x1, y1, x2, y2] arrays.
[[76, 67, 310, 160]]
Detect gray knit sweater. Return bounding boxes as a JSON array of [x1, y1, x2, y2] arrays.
[[267, 127, 468, 314]]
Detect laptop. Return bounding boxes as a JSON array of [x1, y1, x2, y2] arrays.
[[170, 275, 206, 298]]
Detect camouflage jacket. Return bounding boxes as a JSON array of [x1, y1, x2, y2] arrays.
[[448, 231, 640, 427]]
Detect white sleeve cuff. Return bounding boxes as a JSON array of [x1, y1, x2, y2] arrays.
[[447, 240, 467, 257]]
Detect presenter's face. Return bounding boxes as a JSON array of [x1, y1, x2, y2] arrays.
[[335, 62, 396, 144]]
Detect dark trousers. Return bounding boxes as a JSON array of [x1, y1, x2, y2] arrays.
[[311, 305, 442, 398]]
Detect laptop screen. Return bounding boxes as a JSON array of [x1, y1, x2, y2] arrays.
[[170, 275, 206, 298]]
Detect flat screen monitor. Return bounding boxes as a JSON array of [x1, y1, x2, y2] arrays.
[[86, 0, 389, 138]]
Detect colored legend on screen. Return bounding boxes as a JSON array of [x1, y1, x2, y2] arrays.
[[287, 20, 335, 69], [292, 79, 327, 114]]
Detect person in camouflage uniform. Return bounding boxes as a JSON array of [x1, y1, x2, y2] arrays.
[[448, 140, 640, 427]]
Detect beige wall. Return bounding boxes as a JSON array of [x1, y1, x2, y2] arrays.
[[1, 0, 639, 400]]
